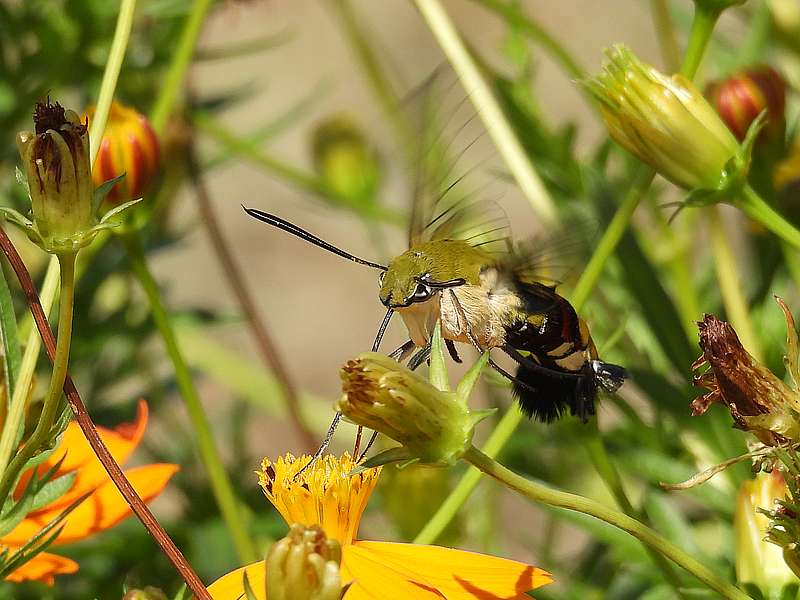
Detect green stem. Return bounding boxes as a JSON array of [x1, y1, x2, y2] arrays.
[[0, 253, 76, 503], [0, 260, 59, 482], [88, 0, 137, 162], [738, 185, 800, 250], [708, 206, 764, 361], [470, 0, 585, 80], [149, 0, 214, 134], [680, 4, 721, 79], [121, 234, 257, 563], [412, 0, 558, 224], [463, 446, 750, 600], [571, 167, 655, 311]]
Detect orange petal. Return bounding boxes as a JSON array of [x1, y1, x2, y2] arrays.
[[4, 548, 78, 585], [207, 561, 265, 600], [3, 463, 178, 546], [25, 401, 150, 513], [349, 541, 553, 599]]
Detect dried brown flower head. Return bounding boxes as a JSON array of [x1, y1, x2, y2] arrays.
[[692, 299, 800, 445]]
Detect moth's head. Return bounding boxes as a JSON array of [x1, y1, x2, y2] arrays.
[[379, 243, 470, 309], [379, 249, 436, 309]]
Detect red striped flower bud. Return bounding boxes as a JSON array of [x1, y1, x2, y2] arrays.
[[707, 66, 786, 143], [87, 101, 160, 205]]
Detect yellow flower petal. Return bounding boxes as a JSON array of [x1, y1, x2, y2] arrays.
[[208, 561, 265, 600], [350, 541, 552, 599], [259, 453, 379, 545], [4, 548, 78, 585]]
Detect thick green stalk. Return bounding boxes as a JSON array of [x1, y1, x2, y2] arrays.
[[680, 4, 720, 79], [738, 185, 800, 250], [89, 0, 137, 161], [464, 446, 751, 600], [0, 260, 59, 481], [412, 0, 558, 223], [149, 0, 214, 133], [708, 207, 764, 361], [0, 253, 76, 503], [121, 234, 257, 563]]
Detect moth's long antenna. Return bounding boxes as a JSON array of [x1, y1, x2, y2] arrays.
[[243, 207, 388, 271], [372, 308, 394, 352]]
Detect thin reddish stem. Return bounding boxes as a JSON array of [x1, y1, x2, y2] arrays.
[[0, 228, 211, 600]]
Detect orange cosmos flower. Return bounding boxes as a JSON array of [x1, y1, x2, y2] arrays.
[[86, 101, 160, 205], [2, 400, 178, 584], [208, 453, 552, 599]]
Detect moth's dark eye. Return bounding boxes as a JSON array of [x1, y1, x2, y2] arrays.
[[413, 282, 433, 301]]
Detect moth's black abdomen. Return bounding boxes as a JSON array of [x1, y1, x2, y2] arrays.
[[512, 362, 597, 423]]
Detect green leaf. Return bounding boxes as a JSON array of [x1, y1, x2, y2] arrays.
[[29, 472, 76, 512], [0, 263, 21, 408]]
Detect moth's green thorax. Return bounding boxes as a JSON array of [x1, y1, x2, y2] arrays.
[[379, 240, 493, 307]]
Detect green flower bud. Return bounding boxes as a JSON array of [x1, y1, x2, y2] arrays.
[[5, 100, 140, 255], [735, 471, 799, 594], [122, 587, 168, 600], [265, 523, 343, 600], [337, 352, 493, 468], [17, 102, 93, 251], [310, 115, 380, 206], [584, 45, 741, 191]]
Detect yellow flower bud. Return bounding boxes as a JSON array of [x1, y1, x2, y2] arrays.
[[311, 115, 380, 206], [87, 101, 160, 206], [265, 523, 343, 600], [585, 45, 740, 191], [16, 101, 93, 252], [735, 471, 799, 595], [337, 352, 493, 467], [122, 587, 168, 600]]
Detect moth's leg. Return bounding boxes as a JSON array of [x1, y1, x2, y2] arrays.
[[501, 344, 583, 381], [389, 339, 416, 361], [294, 412, 342, 480], [407, 343, 433, 370], [445, 339, 462, 363]]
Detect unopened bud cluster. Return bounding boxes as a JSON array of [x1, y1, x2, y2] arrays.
[[265, 523, 343, 600]]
